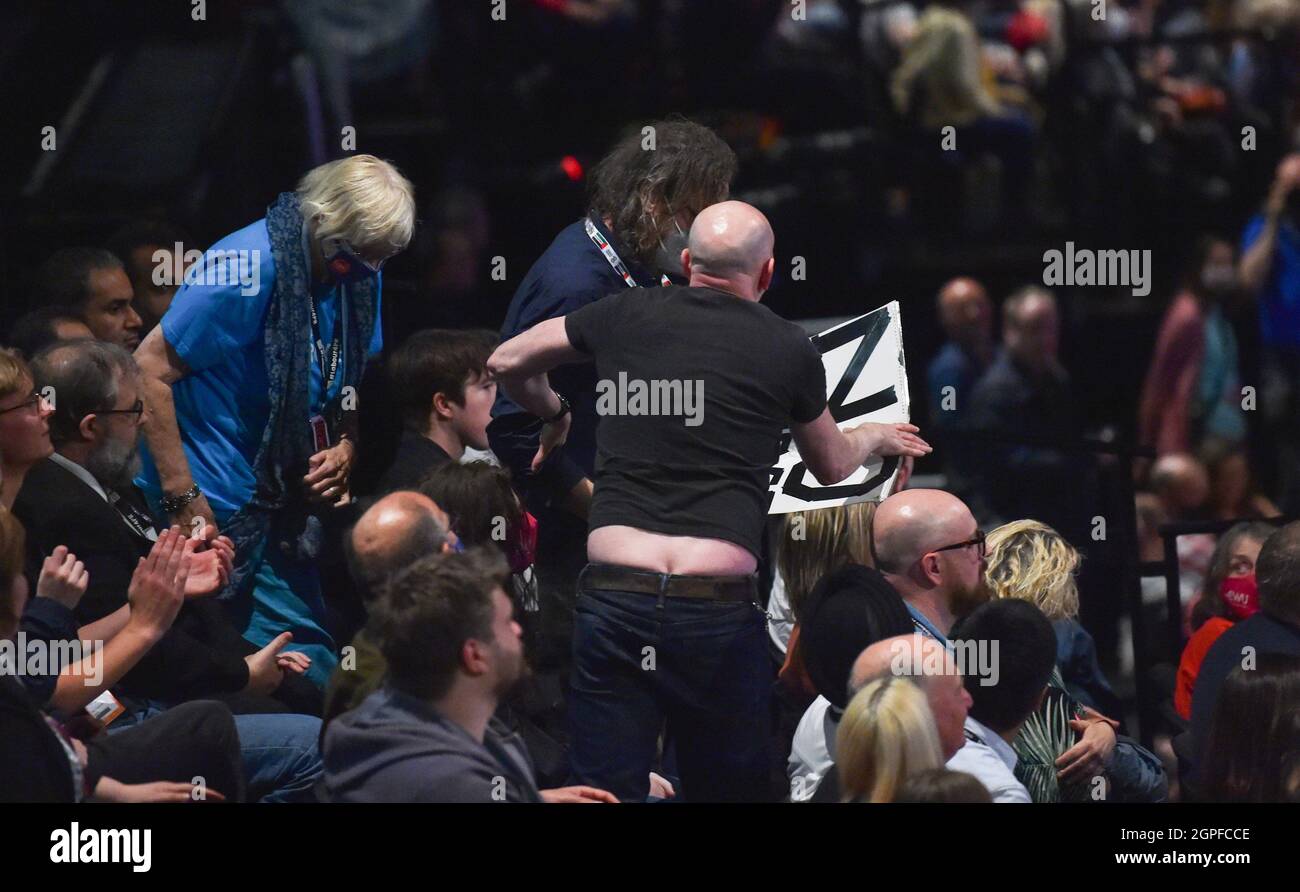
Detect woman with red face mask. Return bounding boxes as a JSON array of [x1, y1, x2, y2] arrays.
[[1175, 521, 1278, 720]]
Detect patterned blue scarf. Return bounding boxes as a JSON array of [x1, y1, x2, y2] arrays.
[[218, 191, 378, 600]]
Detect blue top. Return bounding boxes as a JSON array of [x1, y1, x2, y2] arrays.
[[1241, 213, 1300, 350], [136, 218, 383, 516], [906, 601, 952, 647], [926, 341, 986, 426]]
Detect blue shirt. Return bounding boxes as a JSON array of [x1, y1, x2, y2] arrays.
[[1241, 213, 1300, 350], [926, 341, 985, 426], [490, 217, 658, 478], [137, 218, 383, 516], [906, 601, 951, 646]]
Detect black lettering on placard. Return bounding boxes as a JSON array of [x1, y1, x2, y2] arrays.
[[780, 455, 899, 503], [810, 309, 898, 422]]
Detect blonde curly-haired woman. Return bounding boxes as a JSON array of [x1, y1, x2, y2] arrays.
[[984, 519, 1116, 713]]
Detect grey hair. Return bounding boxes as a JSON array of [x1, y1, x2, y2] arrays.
[[30, 340, 139, 447]]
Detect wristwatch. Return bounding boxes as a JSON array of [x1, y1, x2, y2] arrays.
[[542, 392, 571, 424], [160, 484, 202, 515]]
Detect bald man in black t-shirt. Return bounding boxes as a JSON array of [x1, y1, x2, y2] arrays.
[[489, 201, 930, 801]]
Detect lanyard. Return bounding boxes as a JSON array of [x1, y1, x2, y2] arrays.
[[107, 490, 158, 542], [309, 293, 344, 399], [584, 217, 671, 288], [302, 224, 346, 401]]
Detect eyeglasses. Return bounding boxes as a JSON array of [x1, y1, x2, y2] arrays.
[[930, 529, 986, 559], [0, 392, 41, 416], [93, 399, 145, 420]]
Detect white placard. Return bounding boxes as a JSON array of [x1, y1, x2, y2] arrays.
[[767, 301, 910, 514]]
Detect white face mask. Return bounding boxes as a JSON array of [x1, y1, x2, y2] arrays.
[[653, 207, 688, 277]]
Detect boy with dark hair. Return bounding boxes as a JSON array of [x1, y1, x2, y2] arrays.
[[374, 328, 498, 494], [946, 599, 1057, 802]]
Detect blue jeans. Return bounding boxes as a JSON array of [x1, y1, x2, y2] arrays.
[[111, 700, 323, 803], [568, 583, 773, 802]]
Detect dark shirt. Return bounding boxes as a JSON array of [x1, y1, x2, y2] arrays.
[[16, 597, 80, 707], [1052, 617, 1118, 716], [564, 285, 826, 557], [489, 217, 659, 495], [373, 429, 452, 495], [322, 685, 541, 803], [927, 341, 987, 427], [13, 458, 252, 703], [964, 349, 1081, 529], [1189, 611, 1300, 763], [0, 674, 76, 802]]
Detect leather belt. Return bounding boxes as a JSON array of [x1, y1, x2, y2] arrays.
[[579, 563, 758, 602]]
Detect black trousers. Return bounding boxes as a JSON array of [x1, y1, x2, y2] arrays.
[[86, 700, 246, 802]]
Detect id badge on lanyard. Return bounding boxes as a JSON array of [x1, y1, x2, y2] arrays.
[[584, 218, 672, 288], [304, 225, 345, 451]]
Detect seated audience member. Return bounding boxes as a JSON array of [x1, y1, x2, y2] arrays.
[[12, 341, 319, 717], [1201, 441, 1281, 521], [1200, 654, 1300, 802], [420, 461, 540, 619], [895, 768, 993, 803], [985, 519, 1118, 713], [808, 632, 976, 804], [965, 286, 1081, 533], [788, 564, 913, 801], [771, 500, 877, 666], [1176, 521, 1276, 720], [835, 676, 945, 803], [107, 219, 192, 336], [9, 342, 324, 800], [926, 278, 994, 461], [1, 349, 198, 712], [0, 508, 244, 803], [946, 599, 1056, 802], [323, 548, 615, 803], [5, 307, 93, 359], [870, 488, 993, 641], [1149, 452, 1216, 599], [927, 277, 994, 500], [322, 491, 455, 729], [1191, 522, 1300, 762], [0, 350, 55, 511], [35, 247, 142, 350], [374, 328, 498, 495]]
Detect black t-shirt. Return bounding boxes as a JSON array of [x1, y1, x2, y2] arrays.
[[564, 285, 826, 556]]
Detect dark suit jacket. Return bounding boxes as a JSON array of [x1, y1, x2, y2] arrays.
[[13, 457, 252, 703]]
